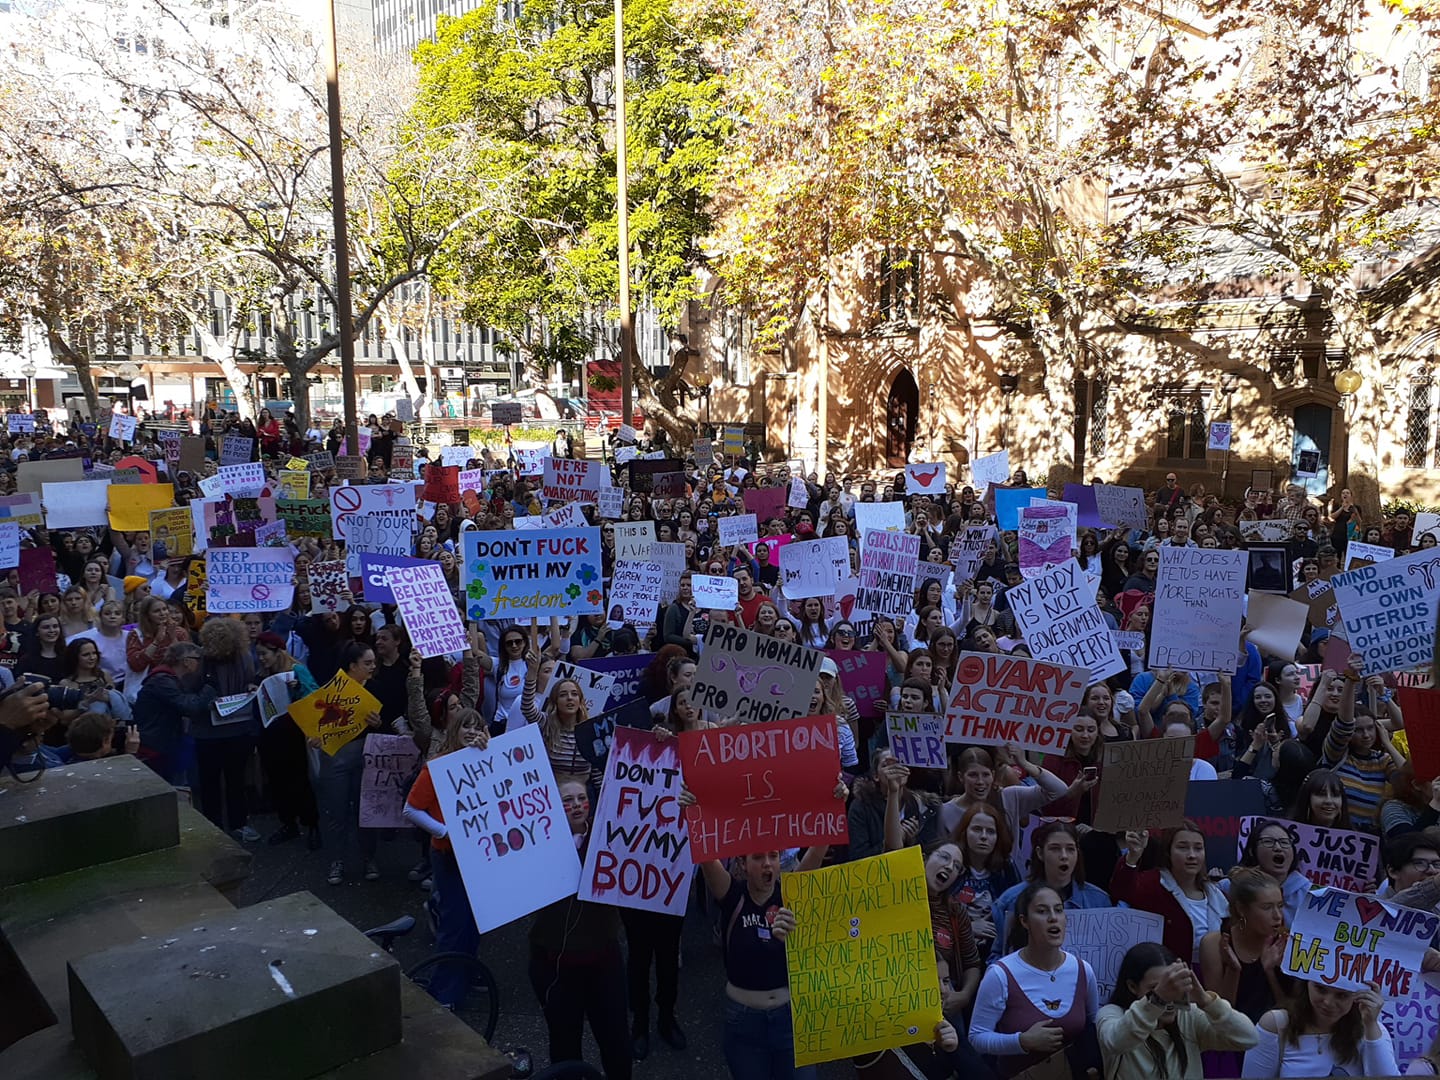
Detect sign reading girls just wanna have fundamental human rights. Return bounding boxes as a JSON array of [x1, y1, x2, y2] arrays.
[[463, 527, 604, 620]]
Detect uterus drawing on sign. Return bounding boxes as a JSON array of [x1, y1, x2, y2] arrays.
[[709, 655, 794, 698]]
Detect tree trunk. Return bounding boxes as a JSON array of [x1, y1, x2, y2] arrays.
[[46, 332, 100, 416], [379, 309, 424, 412], [286, 358, 313, 433], [1029, 310, 1080, 490], [1325, 282, 1386, 521], [195, 329, 257, 420]]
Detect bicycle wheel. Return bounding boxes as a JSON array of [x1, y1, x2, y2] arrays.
[[405, 951, 501, 1043]]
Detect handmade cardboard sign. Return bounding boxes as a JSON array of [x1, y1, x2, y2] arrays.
[[1018, 504, 1074, 577], [1093, 737, 1192, 833], [943, 651, 1086, 752], [678, 715, 846, 861], [463, 527, 604, 621], [905, 462, 946, 495], [1092, 484, 1148, 531], [1004, 558, 1124, 680], [430, 725, 582, 933], [578, 727, 693, 916], [542, 457, 606, 503], [831, 649, 887, 719], [1384, 973, 1440, 1073], [856, 529, 921, 619], [886, 712, 947, 769], [1149, 548, 1247, 673], [786, 848, 943, 1066], [393, 562, 466, 658], [612, 521, 656, 562], [689, 622, 823, 723], [1236, 817, 1380, 894], [609, 560, 665, 626], [692, 573, 740, 610], [1285, 887, 1438, 997], [1065, 908, 1166, 1002], [359, 733, 421, 828], [951, 525, 996, 580], [717, 513, 758, 547], [289, 671, 382, 756], [970, 449, 1010, 493], [550, 660, 616, 717], [780, 537, 849, 600]]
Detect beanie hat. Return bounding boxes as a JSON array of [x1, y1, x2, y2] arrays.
[[256, 632, 286, 651], [123, 575, 149, 595]]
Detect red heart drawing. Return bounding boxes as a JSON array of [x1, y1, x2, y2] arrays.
[[1355, 895, 1387, 926], [839, 595, 856, 620]]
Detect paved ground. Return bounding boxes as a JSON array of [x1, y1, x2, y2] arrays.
[[233, 810, 790, 1079]]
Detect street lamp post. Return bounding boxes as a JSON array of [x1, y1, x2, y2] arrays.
[[20, 362, 36, 413]]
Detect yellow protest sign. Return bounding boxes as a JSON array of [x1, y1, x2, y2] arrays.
[[149, 507, 194, 557], [279, 470, 311, 500], [285, 456, 310, 471], [289, 671, 382, 756], [184, 554, 207, 626], [108, 482, 175, 532], [784, 847, 942, 1066]]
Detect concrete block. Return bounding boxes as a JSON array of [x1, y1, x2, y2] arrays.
[[68, 891, 401, 1080], [0, 756, 178, 887]]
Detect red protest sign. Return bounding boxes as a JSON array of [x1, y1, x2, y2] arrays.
[[678, 714, 847, 862], [1398, 687, 1440, 781], [742, 486, 786, 522], [423, 463, 460, 505], [943, 651, 1087, 753]]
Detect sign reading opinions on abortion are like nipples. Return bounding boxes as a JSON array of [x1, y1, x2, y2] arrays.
[[462, 527, 604, 620]]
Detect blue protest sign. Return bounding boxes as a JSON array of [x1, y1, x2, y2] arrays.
[[358, 552, 432, 603], [462, 527, 604, 621]]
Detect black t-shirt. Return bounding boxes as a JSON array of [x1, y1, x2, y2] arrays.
[[720, 879, 788, 992]]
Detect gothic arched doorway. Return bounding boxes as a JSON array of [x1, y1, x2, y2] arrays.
[[885, 369, 920, 467]]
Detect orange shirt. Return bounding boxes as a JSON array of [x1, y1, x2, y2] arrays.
[[405, 765, 451, 852]]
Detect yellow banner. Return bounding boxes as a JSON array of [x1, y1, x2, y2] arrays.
[[279, 470, 311, 500], [109, 483, 175, 533], [185, 555, 206, 626], [289, 671, 382, 756], [149, 507, 194, 557], [285, 456, 309, 471], [784, 847, 942, 1066]]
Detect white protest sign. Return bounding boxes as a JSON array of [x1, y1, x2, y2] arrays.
[[612, 521, 656, 562], [551, 660, 616, 717], [617, 423, 637, 444], [779, 537, 849, 600], [542, 457, 606, 503], [108, 413, 137, 442], [615, 446, 638, 464], [905, 462, 946, 496], [1149, 548, 1247, 672], [1064, 909, 1166, 1002], [944, 651, 1087, 752], [596, 486, 624, 520], [439, 445, 472, 468], [1239, 519, 1295, 542], [430, 725, 581, 934], [1331, 547, 1440, 675], [217, 461, 267, 498], [856, 529, 921, 619], [610, 560, 665, 626], [1344, 540, 1395, 571], [578, 727, 693, 915], [716, 513, 758, 547], [457, 467, 486, 494], [1003, 558, 1124, 680], [951, 525, 996, 581], [1416, 512, 1440, 545], [330, 481, 418, 543], [970, 449, 1010, 493], [650, 540, 688, 604], [1384, 973, 1440, 1072], [541, 502, 590, 530], [914, 560, 951, 595], [692, 573, 739, 610], [1284, 886, 1439, 997], [206, 547, 296, 613], [0, 523, 19, 569], [42, 480, 110, 528], [853, 501, 905, 552], [393, 562, 467, 658], [885, 712, 947, 769], [1093, 485, 1148, 530], [788, 476, 809, 509], [1207, 422, 1233, 451], [693, 437, 714, 467]]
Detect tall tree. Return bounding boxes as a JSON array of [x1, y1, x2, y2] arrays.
[[402, 0, 733, 440]]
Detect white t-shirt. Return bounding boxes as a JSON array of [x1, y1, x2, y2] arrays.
[[1190, 758, 1218, 781]]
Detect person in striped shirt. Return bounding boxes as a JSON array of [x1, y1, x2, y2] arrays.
[[1321, 705, 1405, 834]]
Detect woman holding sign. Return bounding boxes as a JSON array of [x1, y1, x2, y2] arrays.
[[1241, 981, 1395, 1077], [1111, 824, 1227, 966], [521, 649, 592, 787]]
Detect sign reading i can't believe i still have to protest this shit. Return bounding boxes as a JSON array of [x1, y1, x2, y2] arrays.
[[678, 714, 847, 862], [462, 527, 604, 621]]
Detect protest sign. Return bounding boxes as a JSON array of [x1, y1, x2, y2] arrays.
[[108, 482, 174, 533], [690, 622, 823, 723], [1385, 973, 1440, 1072], [358, 733, 421, 828], [463, 527, 604, 621], [991, 486, 1047, 531], [0, 493, 43, 527], [612, 521, 656, 562], [577, 653, 652, 712], [1064, 909, 1166, 1002], [856, 529, 921, 618], [1093, 737, 1193, 833], [108, 413, 137, 442], [852, 500, 906, 548], [18, 547, 56, 593], [305, 450, 336, 472], [1185, 780, 1268, 871], [277, 498, 331, 538], [217, 462, 266, 498], [970, 449, 1010, 493], [609, 560, 665, 626], [422, 463, 460, 504], [1018, 504, 1074, 577], [722, 426, 743, 456], [278, 470, 310, 501], [1332, 547, 1440, 674], [914, 562, 950, 595], [1149, 548, 1247, 672], [742, 486, 786, 522], [206, 547, 296, 613], [1004, 558, 1124, 679], [1207, 421, 1233, 451], [254, 519, 288, 547], [6, 414, 32, 434], [218, 434, 253, 466], [629, 459, 685, 497], [438, 445, 471, 468], [832, 649, 887, 718], [693, 573, 739, 611], [18, 457, 82, 494], [1244, 592, 1310, 662], [905, 462, 946, 495], [716, 513, 758, 547], [307, 560, 350, 613], [1236, 817, 1381, 894], [392, 562, 467, 657], [786, 848, 942, 1067], [328, 481, 417, 542], [289, 670, 382, 756], [42, 479, 110, 528], [334, 455, 366, 480], [1114, 630, 1146, 651], [1059, 483, 1104, 530], [150, 507, 194, 557], [679, 714, 846, 861], [577, 727, 692, 915], [1343, 540, 1396, 571], [1398, 688, 1440, 779], [951, 525, 996, 580], [1093, 484, 1148, 530], [1239, 520, 1295, 543], [943, 651, 1086, 751], [491, 401, 523, 426], [346, 510, 414, 575], [886, 712, 947, 769], [542, 457, 605, 503], [650, 540, 687, 604], [1285, 887, 1439, 996], [551, 659, 616, 717], [513, 446, 546, 475], [174, 435, 205, 474], [787, 476, 810, 509], [615, 446, 638, 465], [430, 724, 581, 932], [595, 485, 624, 519], [692, 437, 714, 467], [0, 523, 17, 569], [356, 552, 430, 603]]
